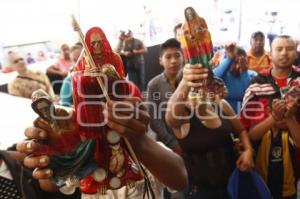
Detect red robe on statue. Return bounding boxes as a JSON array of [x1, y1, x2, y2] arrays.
[[72, 27, 143, 194]]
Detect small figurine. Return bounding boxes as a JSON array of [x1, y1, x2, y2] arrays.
[[180, 7, 227, 103], [31, 89, 96, 187]]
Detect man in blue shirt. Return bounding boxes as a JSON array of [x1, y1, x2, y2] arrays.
[[213, 43, 257, 114]]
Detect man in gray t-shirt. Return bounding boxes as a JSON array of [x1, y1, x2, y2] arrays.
[[146, 38, 183, 154], [115, 30, 147, 90]]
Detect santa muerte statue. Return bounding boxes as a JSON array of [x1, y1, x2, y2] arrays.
[[31, 16, 154, 197], [180, 7, 227, 103], [71, 16, 148, 194]]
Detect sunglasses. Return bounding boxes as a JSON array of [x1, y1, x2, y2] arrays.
[[13, 58, 24, 64]]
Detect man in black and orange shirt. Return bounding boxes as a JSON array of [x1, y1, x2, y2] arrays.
[[241, 35, 300, 199], [247, 31, 272, 73]]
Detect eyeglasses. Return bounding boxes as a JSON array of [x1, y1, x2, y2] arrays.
[[13, 58, 24, 64]]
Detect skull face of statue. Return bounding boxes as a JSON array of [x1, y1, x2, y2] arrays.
[[90, 32, 103, 54], [85, 27, 113, 59], [185, 7, 197, 21]]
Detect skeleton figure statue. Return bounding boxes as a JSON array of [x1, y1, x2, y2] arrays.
[[71, 27, 144, 195], [180, 7, 227, 103]]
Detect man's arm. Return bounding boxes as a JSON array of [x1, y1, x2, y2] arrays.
[[285, 97, 300, 147], [17, 97, 188, 191], [248, 99, 285, 141], [133, 39, 147, 55], [105, 98, 187, 190], [213, 57, 233, 78], [286, 117, 300, 148], [46, 65, 67, 77], [129, 134, 187, 190], [213, 43, 236, 78], [248, 116, 276, 141], [8, 81, 23, 97]]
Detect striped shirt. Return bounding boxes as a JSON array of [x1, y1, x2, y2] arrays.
[[240, 66, 300, 129]]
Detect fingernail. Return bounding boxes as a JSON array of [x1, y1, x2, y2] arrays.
[[40, 157, 47, 165], [39, 131, 47, 139], [26, 142, 32, 150], [46, 169, 52, 176]]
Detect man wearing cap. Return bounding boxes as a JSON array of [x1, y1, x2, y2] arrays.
[[247, 31, 272, 73]]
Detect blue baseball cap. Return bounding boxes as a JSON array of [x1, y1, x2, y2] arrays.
[[227, 168, 271, 199]]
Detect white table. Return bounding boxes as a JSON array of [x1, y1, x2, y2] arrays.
[[0, 92, 37, 149]]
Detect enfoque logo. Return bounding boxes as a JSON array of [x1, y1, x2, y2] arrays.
[[52, 78, 266, 126]]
